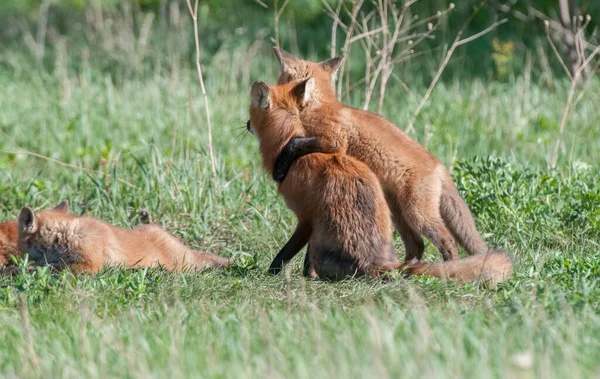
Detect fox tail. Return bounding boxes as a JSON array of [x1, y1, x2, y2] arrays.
[[390, 252, 513, 288]]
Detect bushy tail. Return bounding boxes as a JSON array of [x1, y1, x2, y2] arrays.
[[440, 176, 489, 255], [400, 252, 513, 288]]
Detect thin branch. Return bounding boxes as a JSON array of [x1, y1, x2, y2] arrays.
[[407, 5, 505, 134], [545, 21, 574, 80], [550, 42, 600, 168], [456, 18, 508, 46], [330, 0, 344, 58], [274, 0, 291, 46], [186, 0, 217, 178]]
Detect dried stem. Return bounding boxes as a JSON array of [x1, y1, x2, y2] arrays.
[[407, 6, 506, 134], [550, 43, 600, 168], [186, 0, 217, 178], [274, 0, 291, 47]]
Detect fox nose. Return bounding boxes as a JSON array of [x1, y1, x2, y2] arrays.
[[246, 120, 251, 131]]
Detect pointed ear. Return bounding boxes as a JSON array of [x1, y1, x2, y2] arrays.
[[318, 56, 344, 81], [250, 81, 270, 110], [292, 77, 316, 107], [18, 207, 37, 234], [52, 200, 69, 214], [272, 47, 299, 73]]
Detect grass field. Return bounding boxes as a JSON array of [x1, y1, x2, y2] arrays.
[[0, 8, 600, 377]]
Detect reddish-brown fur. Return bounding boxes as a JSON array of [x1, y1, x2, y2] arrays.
[[272, 48, 492, 263], [0, 220, 18, 266], [17, 202, 230, 273], [248, 79, 512, 286]]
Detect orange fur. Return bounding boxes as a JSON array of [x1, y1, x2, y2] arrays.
[[248, 79, 512, 286], [0, 220, 18, 266], [272, 47, 493, 262], [17, 202, 230, 273]]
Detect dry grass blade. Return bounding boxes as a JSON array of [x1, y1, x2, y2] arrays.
[[186, 0, 218, 178]]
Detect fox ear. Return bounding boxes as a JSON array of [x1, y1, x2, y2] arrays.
[[18, 207, 37, 234], [318, 56, 344, 82], [272, 47, 299, 73], [53, 200, 69, 214], [251, 81, 270, 110], [292, 77, 315, 106]]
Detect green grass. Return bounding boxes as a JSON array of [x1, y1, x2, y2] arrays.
[[0, 15, 599, 378]]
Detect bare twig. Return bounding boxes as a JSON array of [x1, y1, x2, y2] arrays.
[[550, 42, 600, 168], [330, 0, 344, 58], [253, 0, 268, 9], [407, 6, 506, 134], [545, 21, 574, 80], [185, 0, 218, 178], [273, 0, 291, 47]]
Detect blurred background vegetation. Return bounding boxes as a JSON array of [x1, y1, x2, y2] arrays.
[[1, 0, 599, 82]]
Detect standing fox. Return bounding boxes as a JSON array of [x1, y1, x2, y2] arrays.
[[271, 48, 494, 263], [248, 78, 512, 285], [17, 201, 230, 273]]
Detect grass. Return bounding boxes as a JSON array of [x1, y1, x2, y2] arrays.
[[0, 12, 599, 378]]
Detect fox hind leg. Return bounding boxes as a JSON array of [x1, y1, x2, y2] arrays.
[[387, 194, 425, 261], [402, 194, 459, 262], [393, 212, 425, 261], [302, 243, 317, 278]]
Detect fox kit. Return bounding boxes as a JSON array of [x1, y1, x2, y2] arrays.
[[270, 47, 495, 263], [248, 78, 512, 285], [17, 201, 230, 273]]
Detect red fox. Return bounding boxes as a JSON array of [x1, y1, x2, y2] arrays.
[[271, 47, 496, 263], [17, 201, 230, 273], [248, 78, 512, 286]]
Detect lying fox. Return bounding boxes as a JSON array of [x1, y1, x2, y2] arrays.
[[248, 78, 512, 286], [16, 201, 230, 273], [271, 48, 495, 263]]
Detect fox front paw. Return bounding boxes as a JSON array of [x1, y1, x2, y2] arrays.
[[268, 265, 283, 275]]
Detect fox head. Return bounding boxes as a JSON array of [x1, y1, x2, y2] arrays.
[[273, 47, 343, 100], [17, 200, 74, 263], [247, 78, 316, 173]]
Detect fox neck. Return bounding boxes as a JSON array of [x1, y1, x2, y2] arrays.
[[257, 116, 299, 175]]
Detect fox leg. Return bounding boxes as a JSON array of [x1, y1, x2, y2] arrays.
[[393, 210, 425, 261], [402, 194, 459, 262], [386, 192, 425, 261], [302, 243, 317, 278], [269, 222, 312, 275]]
